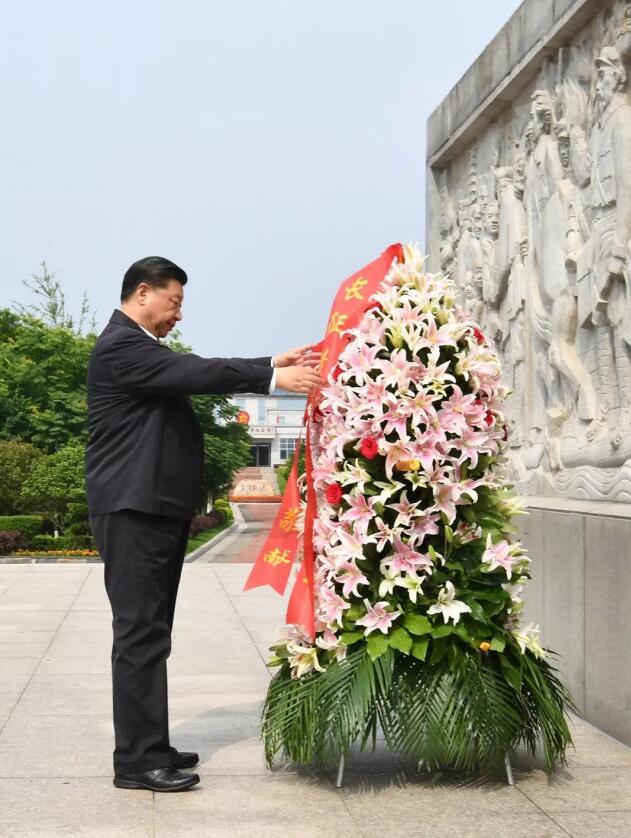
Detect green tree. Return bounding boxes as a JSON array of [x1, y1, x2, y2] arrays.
[[0, 312, 95, 451], [20, 442, 86, 534], [0, 439, 43, 515], [191, 394, 252, 505], [14, 261, 96, 335]]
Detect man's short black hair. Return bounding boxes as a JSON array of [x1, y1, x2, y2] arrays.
[[121, 256, 188, 302]]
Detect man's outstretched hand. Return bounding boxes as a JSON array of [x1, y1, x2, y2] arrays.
[[273, 344, 322, 369], [275, 364, 322, 394]]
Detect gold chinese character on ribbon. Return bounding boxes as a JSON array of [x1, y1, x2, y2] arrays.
[[344, 276, 368, 301], [318, 347, 329, 371], [279, 507, 300, 533], [263, 548, 292, 567], [327, 311, 348, 336]]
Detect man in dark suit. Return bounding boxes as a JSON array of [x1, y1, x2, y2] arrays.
[[86, 256, 320, 792]]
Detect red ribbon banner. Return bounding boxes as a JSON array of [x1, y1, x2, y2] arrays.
[[244, 244, 405, 640], [243, 438, 303, 595]]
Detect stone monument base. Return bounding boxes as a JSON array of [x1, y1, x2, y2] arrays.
[[520, 496, 631, 748]]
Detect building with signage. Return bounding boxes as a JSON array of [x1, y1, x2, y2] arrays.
[[231, 394, 307, 468]]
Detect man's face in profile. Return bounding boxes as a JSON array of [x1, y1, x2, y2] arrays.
[[140, 279, 184, 338]]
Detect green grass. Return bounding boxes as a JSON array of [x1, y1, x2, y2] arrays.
[[185, 520, 232, 555]]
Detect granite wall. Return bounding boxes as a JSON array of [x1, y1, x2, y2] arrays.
[[426, 0, 631, 746]]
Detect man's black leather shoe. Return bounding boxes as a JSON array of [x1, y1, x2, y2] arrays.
[[171, 750, 199, 769], [113, 766, 200, 792]]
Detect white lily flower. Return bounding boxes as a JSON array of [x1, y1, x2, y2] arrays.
[[338, 459, 372, 493], [373, 479, 405, 504], [427, 581, 471, 625], [510, 622, 547, 659], [287, 642, 326, 678], [395, 569, 426, 604]]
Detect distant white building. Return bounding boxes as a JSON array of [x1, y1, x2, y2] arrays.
[[230, 394, 307, 468]]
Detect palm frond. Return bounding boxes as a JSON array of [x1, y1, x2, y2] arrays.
[[262, 645, 576, 778]]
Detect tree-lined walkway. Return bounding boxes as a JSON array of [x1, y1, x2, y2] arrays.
[[194, 503, 280, 564]]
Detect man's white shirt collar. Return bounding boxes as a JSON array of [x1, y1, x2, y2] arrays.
[[138, 324, 159, 341]]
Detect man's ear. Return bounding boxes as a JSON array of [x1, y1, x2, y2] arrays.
[[137, 282, 150, 306]]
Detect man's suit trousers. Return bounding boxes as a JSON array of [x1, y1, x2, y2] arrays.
[[90, 509, 190, 773]]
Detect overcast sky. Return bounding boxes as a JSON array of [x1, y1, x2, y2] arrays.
[[3, 0, 522, 357]]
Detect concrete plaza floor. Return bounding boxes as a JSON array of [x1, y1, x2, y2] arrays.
[[2, 531, 631, 836]]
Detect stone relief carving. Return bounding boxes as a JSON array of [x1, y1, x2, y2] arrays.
[[434, 1, 631, 500]]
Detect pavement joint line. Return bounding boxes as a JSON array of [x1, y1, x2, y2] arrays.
[[336, 774, 366, 834], [211, 566, 273, 675], [514, 785, 576, 836], [0, 567, 94, 739], [0, 568, 41, 598]]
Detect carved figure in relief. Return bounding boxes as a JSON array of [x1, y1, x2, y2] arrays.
[[522, 88, 597, 464], [479, 198, 502, 340], [491, 164, 527, 451], [571, 45, 631, 448], [433, 8, 631, 499], [438, 185, 457, 280]]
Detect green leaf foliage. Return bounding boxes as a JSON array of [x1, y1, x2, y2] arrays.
[[262, 647, 577, 777], [367, 633, 389, 660], [411, 639, 429, 661], [403, 613, 432, 635], [388, 627, 412, 654]]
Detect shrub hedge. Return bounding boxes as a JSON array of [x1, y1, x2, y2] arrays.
[[30, 534, 95, 551], [0, 531, 27, 555], [0, 516, 44, 539], [189, 510, 225, 537]]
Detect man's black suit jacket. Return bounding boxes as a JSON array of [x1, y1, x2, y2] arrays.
[[86, 309, 274, 519]]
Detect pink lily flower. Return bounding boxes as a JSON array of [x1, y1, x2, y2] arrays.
[[356, 600, 401, 636], [431, 481, 462, 524], [481, 534, 518, 579], [330, 526, 375, 566], [387, 534, 433, 574], [376, 348, 413, 390], [345, 343, 381, 385], [364, 377, 389, 405], [407, 510, 441, 545], [318, 585, 351, 627], [384, 437, 413, 479], [408, 389, 439, 428], [416, 315, 458, 351], [382, 398, 414, 439], [373, 517, 397, 553], [456, 426, 491, 469], [409, 430, 443, 473], [419, 346, 456, 388], [386, 490, 423, 528], [334, 561, 370, 598], [438, 384, 479, 435], [340, 492, 378, 528]]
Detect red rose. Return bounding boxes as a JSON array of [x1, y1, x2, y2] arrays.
[[484, 410, 494, 426], [472, 327, 485, 344], [360, 435, 379, 459], [332, 365, 342, 381], [325, 482, 343, 504]]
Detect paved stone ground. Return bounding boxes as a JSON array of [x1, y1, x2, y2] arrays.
[[1, 513, 631, 836]]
